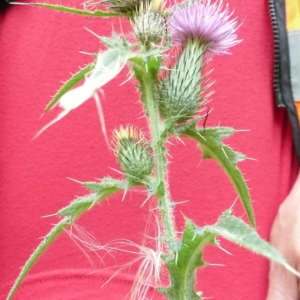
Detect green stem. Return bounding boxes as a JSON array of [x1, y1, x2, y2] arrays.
[[140, 63, 176, 241]]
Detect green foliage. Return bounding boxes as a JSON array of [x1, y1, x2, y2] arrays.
[[159, 211, 298, 300], [207, 211, 299, 274], [6, 178, 128, 300], [159, 220, 215, 300], [84, 177, 129, 193], [58, 178, 129, 219], [130, 55, 162, 87], [45, 63, 94, 111], [177, 125, 255, 227], [100, 33, 132, 50], [32, 3, 121, 17], [102, 0, 151, 17]]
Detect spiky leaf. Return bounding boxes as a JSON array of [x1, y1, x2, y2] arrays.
[[6, 218, 70, 300], [84, 177, 129, 194], [158, 220, 215, 300], [207, 211, 299, 275], [100, 33, 131, 50], [58, 179, 129, 218], [159, 211, 299, 300], [37, 49, 131, 137], [45, 63, 94, 111], [30, 3, 121, 17], [58, 48, 131, 111], [179, 126, 255, 227], [7, 178, 127, 300]]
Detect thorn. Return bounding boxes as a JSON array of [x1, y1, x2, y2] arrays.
[[167, 152, 173, 159], [39, 112, 45, 119], [235, 129, 251, 132], [122, 189, 127, 202], [41, 213, 57, 218], [67, 177, 83, 184], [218, 245, 232, 255], [207, 263, 226, 267], [221, 147, 228, 159], [166, 140, 175, 146], [109, 167, 124, 175], [197, 159, 203, 167], [149, 206, 159, 211], [176, 136, 185, 145], [79, 51, 94, 56], [120, 75, 132, 86], [88, 201, 96, 211], [84, 26, 101, 39], [247, 157, 259, 161], [172, 200, 189, 206], [140, 195, 151, 207], [229, 197, 238, 210], [94, 92, 110, 148], [197, 131, 206, 141]]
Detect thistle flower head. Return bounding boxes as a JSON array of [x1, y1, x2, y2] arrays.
[[112, 126, 153, 180], [157, 43, 206, 123], [132, 0, 166, 44], [133, 10, 166, 44], [102, 0, 164, 17], [169, 0, 240, 54], [101, 0, 150, 15]]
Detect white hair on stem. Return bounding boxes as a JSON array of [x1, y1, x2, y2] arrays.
[[66, 211, 164, 300]]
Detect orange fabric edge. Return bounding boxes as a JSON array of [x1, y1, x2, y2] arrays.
[[295, 102, 300, 121]]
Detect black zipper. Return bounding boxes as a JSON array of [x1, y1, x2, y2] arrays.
[[268, 0, 300, 164], [269, 0, 284, 107]]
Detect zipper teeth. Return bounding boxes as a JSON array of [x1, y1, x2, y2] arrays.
[[269, 0, 283, 106]]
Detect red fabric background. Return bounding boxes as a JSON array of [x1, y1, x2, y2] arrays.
[[0, 0, 298, 299]]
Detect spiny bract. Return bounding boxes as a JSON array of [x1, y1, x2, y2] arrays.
[[112, 126, 153, 180]]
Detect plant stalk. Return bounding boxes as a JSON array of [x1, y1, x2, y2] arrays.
[[141, 64, 176, 241]]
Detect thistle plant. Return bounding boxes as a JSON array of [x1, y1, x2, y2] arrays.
[[6, 0, 300, 299]]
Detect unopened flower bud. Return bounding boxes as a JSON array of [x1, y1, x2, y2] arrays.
[[112, 126, 153, 180], [102, 0, 151, 16], [157, 43, 205, 123], [133, 10, 166, 44]]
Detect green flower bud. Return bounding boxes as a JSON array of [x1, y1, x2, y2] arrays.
[[112, 126, 153, 180], [133, 10, 166, 44], [102, 0, 151, 17], [157, 42, 206, 123]]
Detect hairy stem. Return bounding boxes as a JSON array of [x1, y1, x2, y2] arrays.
[[139, 62, 176, 241]]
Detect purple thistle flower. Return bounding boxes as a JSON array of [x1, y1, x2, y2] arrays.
[[169, 0, 240, 54]]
